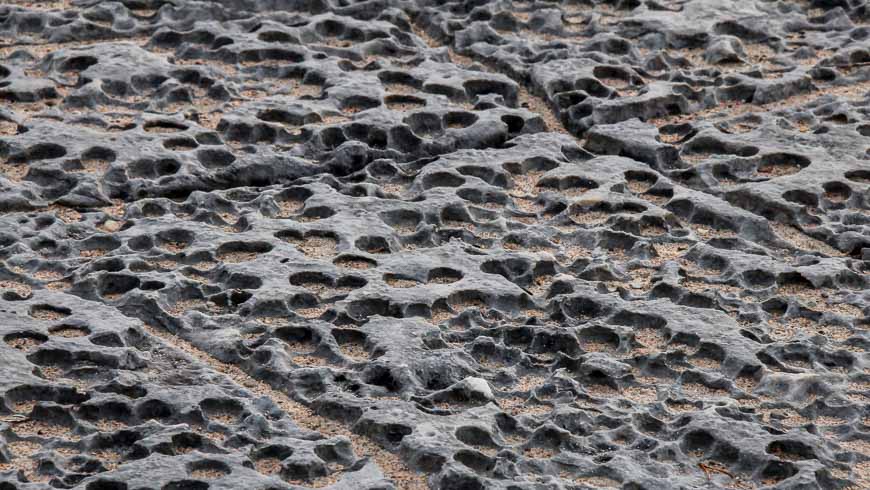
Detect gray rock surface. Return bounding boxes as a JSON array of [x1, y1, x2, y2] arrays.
[[1, 0, 870, 489]]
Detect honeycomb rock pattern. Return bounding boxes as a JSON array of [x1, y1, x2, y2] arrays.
[[1, 0, 870, 489]]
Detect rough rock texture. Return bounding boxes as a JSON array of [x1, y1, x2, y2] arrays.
[[1, 0, 870, 489]]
